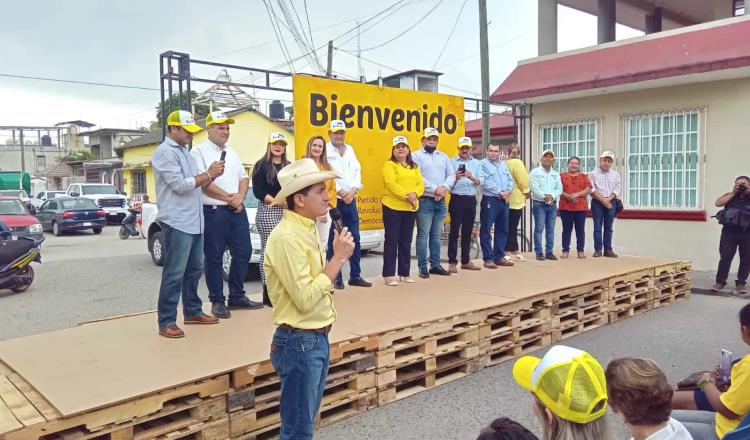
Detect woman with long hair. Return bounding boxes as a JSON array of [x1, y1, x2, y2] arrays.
[[559, 156, 591, 259], [504, 144, 531, 261], [513, 345, 614, 440], [305, 135, 336, 249], [381, 135, 424, 286], [252, 132, 290, 306]]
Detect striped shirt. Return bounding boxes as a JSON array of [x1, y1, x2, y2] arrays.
[[588, 168, 622, 198]]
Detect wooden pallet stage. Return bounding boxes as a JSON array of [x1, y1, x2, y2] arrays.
[[0, 255, 691, 439]]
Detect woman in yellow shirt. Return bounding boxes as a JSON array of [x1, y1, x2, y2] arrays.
[[503, 144, 531, 261], [305, 135, 337, 249], [382, 135, 425, 286]]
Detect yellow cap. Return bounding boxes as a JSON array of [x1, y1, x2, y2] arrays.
[[512, 345, 608, 424], [205, 110, 235, 126], [268, 132, 288, 145], [166, 110, 202, 133]]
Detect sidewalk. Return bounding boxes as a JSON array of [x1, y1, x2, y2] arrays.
[[691, 269, 749, 299]]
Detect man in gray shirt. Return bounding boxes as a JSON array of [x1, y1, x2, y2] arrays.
[[151, 110, 228, 338]]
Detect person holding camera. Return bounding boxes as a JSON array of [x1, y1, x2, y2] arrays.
[[711, 176, 750, 293], [446, 136, 482, 273]]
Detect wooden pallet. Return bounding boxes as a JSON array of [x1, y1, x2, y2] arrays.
[[230, 422, 279, 440], [374, 311, 484, 350], [316, 388, 377, 428], [608, 288, 653, 312], [608, 301, 654, 323], [551, 289, 606, 315], [376, 323, 479, 370], [376, 343, 479, 389], [2, 375, 229, 440], [551, 314, 608, 342], [329, 335, 379, 363], [653, 261, 692, 277], [475, 296, 551, 323]]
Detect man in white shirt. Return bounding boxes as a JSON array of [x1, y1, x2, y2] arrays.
[[191, 111, 262, 318], [325, 119, 372, 290]]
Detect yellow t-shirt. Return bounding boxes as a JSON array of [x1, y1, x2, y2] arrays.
[[716, 354, 750, 437], [506, 158, 530, 210], [381, 160, 425, 212]]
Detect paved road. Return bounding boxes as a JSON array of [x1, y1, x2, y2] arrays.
[[1, 227, 747, 439]]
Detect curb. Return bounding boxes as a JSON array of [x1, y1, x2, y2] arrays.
[[691, 287, 749, 299]]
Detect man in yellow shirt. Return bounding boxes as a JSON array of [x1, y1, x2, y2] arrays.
[[264, 158, 355, 440]]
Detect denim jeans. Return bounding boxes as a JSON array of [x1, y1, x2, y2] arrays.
[[560, 210, 587, 253], [157, 223, 205, 328], [671, 410, 719, 440], [326, 199, 361, 282], [479, 196, 509, 262], [416, 197, 447, 269], [203, 206, 250, 303], [532, 200, 557, 256], [591, 199, 617, 252], [270, 327, 330, 440]]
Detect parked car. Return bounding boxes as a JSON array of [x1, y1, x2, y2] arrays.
[[66, 183, 129, 222], [36, 197, 106, 236], [0, 190, 33, 213], [33, 190, 65, 209], [0, 197, 43, 243]]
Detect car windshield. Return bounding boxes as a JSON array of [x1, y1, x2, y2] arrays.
[[0, 199, 28, 215], [244, 191, 260, 209], [81, 185, 119, 195], [0, 190, 26, 198], [47, 191, 64, 198], [60, 199, 99, 210]]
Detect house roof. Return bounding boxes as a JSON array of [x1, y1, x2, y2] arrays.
[[77, 128, 147, 137], [54, 120, 95, 128], [491, 16, 750, 104], [35, 161, 75, 178], [464, 113, 515, 138]]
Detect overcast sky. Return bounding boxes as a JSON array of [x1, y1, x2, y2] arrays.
[[0, 0, 641, 129]]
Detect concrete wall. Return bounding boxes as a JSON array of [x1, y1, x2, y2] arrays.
[[530, 78, 750, 271], [0, 147, 64, 175]]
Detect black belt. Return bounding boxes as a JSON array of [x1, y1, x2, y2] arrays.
[[278, 323, 331, 335], [203, 205, 233, 210]]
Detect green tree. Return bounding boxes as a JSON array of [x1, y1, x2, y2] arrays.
[[153, 91, 210, 129], [60, 150, 100, 162]]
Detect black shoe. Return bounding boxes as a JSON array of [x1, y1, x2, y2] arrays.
[[419, 267, 430, 279], [429, 266, 451, 276], [333, 279, 345, 290], [262, 285, 273, 307], [228, 296, 264, 310], [349, 277, 372, 287], [211, 302, 231, 319], [592, 250, 603, 258], [545, 254, 558, 261], [536, 254, 545, 261]]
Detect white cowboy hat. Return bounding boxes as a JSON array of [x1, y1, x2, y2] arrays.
[[272, 158, 341, 205]]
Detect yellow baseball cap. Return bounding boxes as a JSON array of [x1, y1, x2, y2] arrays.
[[513, 345, 608, 424], [458, 136, 472, 148], [392, 135, 409, 147], [166, 110, 202, 133], [268, 132, 288, 145], [329, 120, 346, 132], [205, 110, 235, 126]]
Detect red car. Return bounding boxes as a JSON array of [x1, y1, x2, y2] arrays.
[[0, 197, 44, 243]]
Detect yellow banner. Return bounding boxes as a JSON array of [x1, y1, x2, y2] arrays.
[[292, 75, 465, 230]]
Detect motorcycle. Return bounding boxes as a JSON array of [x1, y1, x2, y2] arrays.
[[0, 237, 42, 293], [119, 208, 140, 239]]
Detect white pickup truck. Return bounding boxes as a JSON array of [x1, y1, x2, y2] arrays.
[[66, 183, 129, 222]]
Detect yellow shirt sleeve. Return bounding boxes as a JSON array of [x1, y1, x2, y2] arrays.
[[716, 355, 750, 437], [513, 162, 530, 194], [266, 232, 332, 313], [383, 161, 409, 200]]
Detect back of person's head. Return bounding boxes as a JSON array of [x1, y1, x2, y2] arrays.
[[741, 303, 750, 344], [605, 357, 672, 426], [513, 345, 613, 440], [477, 417, 538, 440]]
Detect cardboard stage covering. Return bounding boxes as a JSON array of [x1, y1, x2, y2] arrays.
[[0, 254, 676, 417]]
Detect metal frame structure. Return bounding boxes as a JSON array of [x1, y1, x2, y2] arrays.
[[158, 51, 533, 251]]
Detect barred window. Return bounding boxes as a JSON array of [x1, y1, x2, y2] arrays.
[[625, 111, 700, 209], [540, 121, 598, 172], [131, 170, 147, 195]]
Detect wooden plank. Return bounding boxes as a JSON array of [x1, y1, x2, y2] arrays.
[[111, 426, 134, 440], [0, 375, 45, 426], [0, 392, 22, 434], [7, 373, 60, 421]]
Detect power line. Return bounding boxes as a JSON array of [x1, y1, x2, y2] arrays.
[[262, 0, 296, 72], [337, 0, 416, 47], [436, 32, 530, 68], [358, 0, 445, 52], [0, 73, 159, 91], [431, 0, 468, 70], [303, 0, 316, 51]]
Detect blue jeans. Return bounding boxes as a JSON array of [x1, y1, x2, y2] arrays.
[[560, 210, 587, 252], [479, 196, 509, 262], [591, 199, 616, 252], [203, 206, 250, 303], [157, 223, 205, 328], [532, 200, 557, 256], [270, 327, 330, 440], [327, 199, 361, 282], [416, 197, 447, 269]]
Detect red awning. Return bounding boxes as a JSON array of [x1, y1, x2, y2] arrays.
[[492, 17, 750, 103], [464, 113, 515, 138]]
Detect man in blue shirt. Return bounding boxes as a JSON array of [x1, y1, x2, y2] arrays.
[[446, 136, 482, 272], [478, 144, 515, 268], [151, 110, 228, 338], [412, 127, 453, 278], [529, 149, 563, 261]]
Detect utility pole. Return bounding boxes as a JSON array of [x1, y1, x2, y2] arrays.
[[478, 0, 490, 156], [357, 22, 365, 82], [19, 129, 25, 175], [326, 40, 334, 78]]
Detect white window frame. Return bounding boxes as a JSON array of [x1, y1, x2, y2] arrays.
[[538, 119, 599, 173], [623, 109, 703, 210]]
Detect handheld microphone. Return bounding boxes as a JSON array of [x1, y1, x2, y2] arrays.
[[329, 208, 344, 234], [220, 151, 227, 161]]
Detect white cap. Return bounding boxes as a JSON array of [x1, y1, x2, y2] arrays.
[[268, 132, 288, 144], [600, 150, 615, 160], [458, 136, 472, 148], [423, 127, 440, 138], [392, 135, 409, 147], [329, 120, 346, 132]]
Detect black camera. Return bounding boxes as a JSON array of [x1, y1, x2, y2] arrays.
[[737, 184, 748, 192]]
